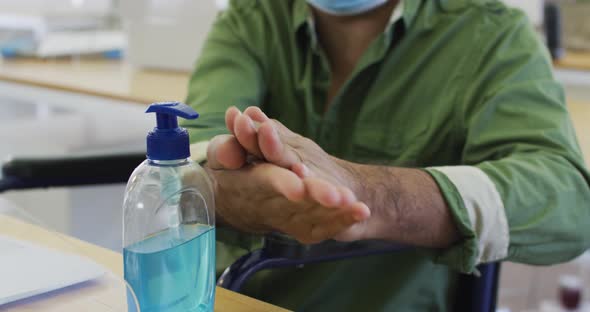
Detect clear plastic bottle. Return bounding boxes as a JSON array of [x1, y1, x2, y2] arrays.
[[123, 102, 215, 312]]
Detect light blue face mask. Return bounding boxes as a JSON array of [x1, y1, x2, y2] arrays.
[[306, 0, 389, 16]]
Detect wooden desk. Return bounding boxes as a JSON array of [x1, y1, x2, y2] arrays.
[[0, 53, 587, 103], [0, 57, 190, 104], [569, 101, 590, 166], [0, 215, 289, 312], [555, 51, 590, 71]]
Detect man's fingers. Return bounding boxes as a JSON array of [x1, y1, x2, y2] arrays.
[[349, 201, 371, 221], [234, 114, 264, 158], [207, 134, 247, 169], [231, 107, 307, 171], [243, 106, 270, 123], [258, 120, 301, 168], [304, 200, 369, 243], [304, 177, 370, 220], [291, 162, 312, 178], [308, 201, 370, 243], [225, 106, 241, 135], [304, 177, 341, 207], [333, 219, 369, 242], [309, 214, 357, 243], [255, 163, 306, 202], [216, 137, 248, 169], [337, 186, 357, 207]]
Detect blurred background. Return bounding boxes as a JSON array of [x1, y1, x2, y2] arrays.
[[0, 1, 588, 311]]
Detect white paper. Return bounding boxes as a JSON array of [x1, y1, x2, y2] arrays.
[[0, 235, 105, 306]]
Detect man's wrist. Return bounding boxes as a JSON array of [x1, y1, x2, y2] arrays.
[[333, 157, 362, 199], [334, 158, 403, 241]]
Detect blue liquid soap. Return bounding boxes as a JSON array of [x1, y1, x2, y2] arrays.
[[124, 224, 216, 312]]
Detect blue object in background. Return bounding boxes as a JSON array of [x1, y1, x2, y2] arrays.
[[103, 49, 123, 59], [1, 47, 17, 58], [0, 37, 36, 58]]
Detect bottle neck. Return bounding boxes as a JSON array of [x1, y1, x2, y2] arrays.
[[148, 158, 189, 167]]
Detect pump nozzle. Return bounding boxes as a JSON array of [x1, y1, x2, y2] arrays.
[[145, 102, 199, 161]]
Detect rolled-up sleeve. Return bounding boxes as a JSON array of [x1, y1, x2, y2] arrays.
[[426, 11, 590, 273]]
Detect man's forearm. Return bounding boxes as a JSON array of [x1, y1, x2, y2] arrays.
[[340, 160, 460, 248]]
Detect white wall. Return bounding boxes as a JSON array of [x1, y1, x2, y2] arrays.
[[503, 0, 543, 27]]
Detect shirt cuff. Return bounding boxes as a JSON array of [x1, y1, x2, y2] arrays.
[[190, 141, 210, 163], [425, 166, 509, 273]]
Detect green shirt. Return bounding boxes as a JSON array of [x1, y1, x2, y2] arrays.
[[183, 0, 590, 310]]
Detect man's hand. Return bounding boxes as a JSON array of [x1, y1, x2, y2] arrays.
[[208, 106, 460, 248], [206, 106, 377, 243], [206, 161, 369, 243], [214, 106, 355, 191]]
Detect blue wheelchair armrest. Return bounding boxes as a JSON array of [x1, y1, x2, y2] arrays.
[[218, 232, 500, 312], [218, 232, 407, 291]]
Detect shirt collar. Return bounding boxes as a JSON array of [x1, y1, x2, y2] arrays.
[[383, 1, 404, 43]]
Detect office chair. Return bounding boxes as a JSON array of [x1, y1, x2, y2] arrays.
[[0, 153, 500, 312]]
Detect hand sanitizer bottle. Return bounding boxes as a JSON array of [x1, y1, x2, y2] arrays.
[[123, 102, 215, 312]]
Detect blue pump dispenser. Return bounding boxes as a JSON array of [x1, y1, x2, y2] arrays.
[[145, 101, 199, 161], [123, 101, 216, 312]]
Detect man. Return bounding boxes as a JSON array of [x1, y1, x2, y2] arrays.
[[183, 0, 590, 310]]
